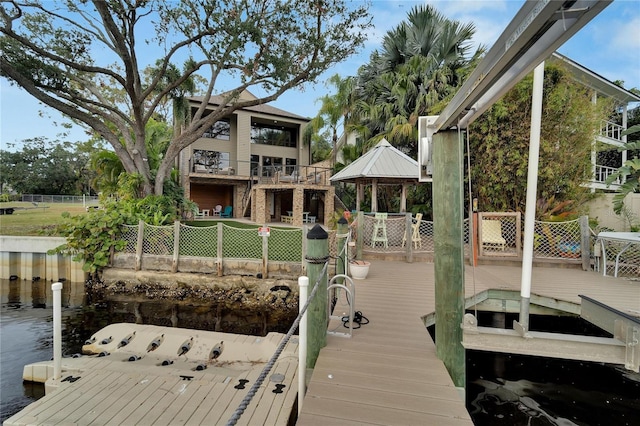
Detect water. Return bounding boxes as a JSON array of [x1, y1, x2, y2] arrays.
[[2, 280, 640, 425]]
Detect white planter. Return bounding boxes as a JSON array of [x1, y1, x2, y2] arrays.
[[349, 261, 370, 280]]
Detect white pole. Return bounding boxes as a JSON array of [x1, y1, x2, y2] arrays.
[[297, 276, 309, 415], [519, 61, 545, 332], [52, 281, 63, 380]]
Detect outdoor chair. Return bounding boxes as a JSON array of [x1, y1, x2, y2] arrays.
[[402, 213, 423, 249], [212, 205, 222, 217], [481, 219, 506, 251], [371, 213, 388, 248], [220, 205, 233, 218], [194, 207, 209, 219]]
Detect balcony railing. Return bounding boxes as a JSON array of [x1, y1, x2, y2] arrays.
[[594, 164, 620, 185], [599, 120, 624, 142], [189, 159, 332, 185]]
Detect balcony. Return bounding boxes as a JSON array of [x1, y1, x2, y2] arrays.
[[598, 120, 624, 144]]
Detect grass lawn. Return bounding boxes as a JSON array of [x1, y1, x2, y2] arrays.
[[0, 202, 296, 236], [0, 202, 89, 236]]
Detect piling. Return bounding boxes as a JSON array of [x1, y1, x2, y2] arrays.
[[433, 129, 465, 388], [305, 224, 328, 368]]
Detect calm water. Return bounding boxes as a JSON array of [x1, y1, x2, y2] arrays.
[[2, 280, 639, 425]]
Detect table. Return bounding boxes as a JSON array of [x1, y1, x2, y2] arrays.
[[597, 232, 640, 277]]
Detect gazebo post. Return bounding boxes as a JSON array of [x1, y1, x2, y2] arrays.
[[371, 180, 378, 212], [400, 183, 407, 213]]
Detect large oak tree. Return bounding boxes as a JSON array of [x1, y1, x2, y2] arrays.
[[1, 0, 371, 195]]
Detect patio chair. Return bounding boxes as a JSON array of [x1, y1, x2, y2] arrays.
[[402, 213, 423, 249], [481, 219, 506, 251], [220, 205, 233, 218], [194, 207, 209, 219], [371, 213, 388, 248], [212, 205, 222, 217]]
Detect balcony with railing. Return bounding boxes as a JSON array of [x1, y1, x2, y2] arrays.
[[599, 120, 624, 143]]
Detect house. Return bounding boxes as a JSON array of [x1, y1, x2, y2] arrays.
[[178, 90, 335, 226], [548, 52, 639, 190]]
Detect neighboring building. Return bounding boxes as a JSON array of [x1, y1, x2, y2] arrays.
[[178, 90, 334, 226], [548, 52, 639, 191]]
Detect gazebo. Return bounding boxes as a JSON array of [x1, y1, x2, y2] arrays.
[[330, 139, 419, 212]]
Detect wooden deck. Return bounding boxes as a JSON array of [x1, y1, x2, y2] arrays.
[[297, 261, 639, 425], [6, 324, 299, 426]]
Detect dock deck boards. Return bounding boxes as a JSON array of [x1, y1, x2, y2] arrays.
[[6, 262, 639, 425], [297, 261, 639, 425]]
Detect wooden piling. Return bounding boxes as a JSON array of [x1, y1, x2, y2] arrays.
[[432, 130, 465, 388], [305, 224, 328, 368]]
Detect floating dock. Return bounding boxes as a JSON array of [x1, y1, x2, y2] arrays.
[[6, 323, 298, 425]]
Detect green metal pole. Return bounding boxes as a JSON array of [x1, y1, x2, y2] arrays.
[[305, 224, 328, 368], [433, 130, 465, 388]]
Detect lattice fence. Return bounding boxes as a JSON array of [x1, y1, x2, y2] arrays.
[[222, 225, 262, 259], [598, 239, 640, 278], [179, 225, 217, 257], [532, 219, 581, 260], [142, 224, 174, 256], [121, 224, 138, 253], [268, 228, 303, 262]]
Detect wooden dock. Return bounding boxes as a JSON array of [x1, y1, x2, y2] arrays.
[[5, 262, 638, 425], [297, 261, 639, 425], [5, 324, 299, 426]]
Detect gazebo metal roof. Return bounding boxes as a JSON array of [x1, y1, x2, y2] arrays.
[[330, 139, 419, 183]]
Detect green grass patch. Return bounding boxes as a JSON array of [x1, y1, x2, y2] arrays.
[[0, 202, 90, 236]]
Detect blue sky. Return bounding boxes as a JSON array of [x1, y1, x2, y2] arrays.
[[1, 0, 639, 147]]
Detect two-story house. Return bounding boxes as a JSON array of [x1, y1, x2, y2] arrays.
[[178, 90, 335, 226], [549, 53, 640, 191]]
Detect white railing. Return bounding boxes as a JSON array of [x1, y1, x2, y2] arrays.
[[599, 120, 624, 142], [594, 164, 620, 184]]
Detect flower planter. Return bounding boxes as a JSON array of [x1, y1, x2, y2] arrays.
[[349, 260, 370, 280]]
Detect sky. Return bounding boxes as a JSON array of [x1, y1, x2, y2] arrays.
[[1, 0, 639, 148]]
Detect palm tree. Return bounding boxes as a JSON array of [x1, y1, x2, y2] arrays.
[[307, 74, 358, 167], [353, 4, 481, 157]]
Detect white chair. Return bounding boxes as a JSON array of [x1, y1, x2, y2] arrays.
[[371, 213, 388, 248], [212, 205, 222, 217], [482, 219, 506, 251], [194, 207, 209, 219], [402, 213, 422, 249]]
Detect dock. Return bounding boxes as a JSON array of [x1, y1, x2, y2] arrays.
[[5, 324, 299, 426], [5, 261, 639, 425], [297, 261, 639, 424]]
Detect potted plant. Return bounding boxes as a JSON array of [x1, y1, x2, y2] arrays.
[[349, 260, 370, 279]]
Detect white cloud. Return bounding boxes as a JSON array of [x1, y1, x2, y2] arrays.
[[610, 16, 640, 51]]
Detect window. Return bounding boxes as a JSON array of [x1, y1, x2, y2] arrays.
[[203, 119, 230, 140], [262, 156, 283, 176], [250, 154, 260, 176], [193, 149, 230, 170], [251, 123, 296, 147], [285, 158, 297, 175]]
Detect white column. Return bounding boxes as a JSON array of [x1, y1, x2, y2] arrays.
[[297, 276, 309, 415], [52, 282, 63, 380], [519, 62, 545, 333]]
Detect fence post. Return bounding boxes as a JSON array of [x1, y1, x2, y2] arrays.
[[262, 224, 269, 278], [580, 215, 591, 271], [217, 223, 223, 277], [356, 211, 364, 260], [172, 221, 180, 273], [305, 225, 328, 368], [337, 217, 348, 279], [405, 213, 413, 263], [135, 220, 144, 271]]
